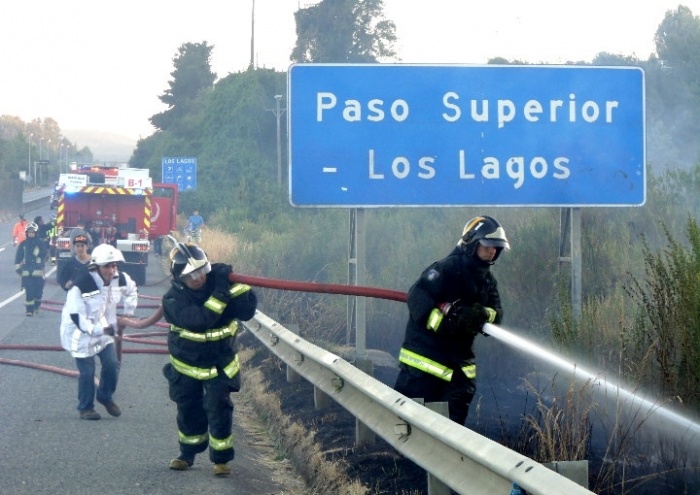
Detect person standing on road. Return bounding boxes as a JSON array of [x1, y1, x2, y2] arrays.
[[12, 214, 28, 246], [393, 215, 510, 426], [162, 241, 257, 476], [59, 244, 138, 420], [185, 209, 204, 243], [46, 214, 59, 265], [14, 222, 47, 316], [34, 216, 52, 261], [57, 234, 91, 291]]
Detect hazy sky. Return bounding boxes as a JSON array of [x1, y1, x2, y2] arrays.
[[2, 0, 699, 141]]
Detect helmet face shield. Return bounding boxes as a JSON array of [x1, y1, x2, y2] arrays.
[[169, 242, 211, 283], [179, 262, 212, 282], [478, 225, 510, 251]]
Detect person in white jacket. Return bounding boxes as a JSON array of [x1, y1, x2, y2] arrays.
[[59, 244, 138, 420]]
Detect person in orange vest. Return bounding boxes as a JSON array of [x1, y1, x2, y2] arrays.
[[12, 214, 28, 246]]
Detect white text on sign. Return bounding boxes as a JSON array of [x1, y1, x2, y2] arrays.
[[316, 92, 619, 129]]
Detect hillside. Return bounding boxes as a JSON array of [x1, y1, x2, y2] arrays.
[[63, 129, 138, 162]]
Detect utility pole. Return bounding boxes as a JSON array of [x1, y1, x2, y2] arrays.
[[249, 0, 255, 69], [273, 95, 286, 186]]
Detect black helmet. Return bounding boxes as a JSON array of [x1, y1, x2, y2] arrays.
[[169, 242, 211, 282], [457, 215, 510, 262]]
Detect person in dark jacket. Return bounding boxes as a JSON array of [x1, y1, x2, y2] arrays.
[[34, 216, 52, 258], [14, 222, 47, 316], [57, 234, 91, 291], [394, 215, 510, 426], [161, 241, 257, 476]]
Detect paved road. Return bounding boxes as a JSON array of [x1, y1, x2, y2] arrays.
[[0, 206, 295, 495]]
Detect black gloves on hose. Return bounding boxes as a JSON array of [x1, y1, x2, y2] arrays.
[[212, 264, 233, 294], [455, 303, 494, 336]]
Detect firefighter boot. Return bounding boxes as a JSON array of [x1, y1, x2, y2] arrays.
[[212, 463, 231, 476], [169, 456, 194, 471]]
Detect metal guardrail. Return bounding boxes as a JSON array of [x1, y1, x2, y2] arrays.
[[245, 311, 596, 495], [22, 187, 53, 206]]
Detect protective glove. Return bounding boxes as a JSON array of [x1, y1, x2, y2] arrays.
[[103, 325, 115, 336], [456, 303, 497, 335], [211, 264, 233, 293]]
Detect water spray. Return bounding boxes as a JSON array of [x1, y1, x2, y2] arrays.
[[484, 323, 700, 439]]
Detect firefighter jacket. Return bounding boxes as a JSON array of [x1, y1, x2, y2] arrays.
[[399, 246, 503, 381], [60, 269, 138, 358], [162, 264, 257, 382], [14, 237, 46, 276]]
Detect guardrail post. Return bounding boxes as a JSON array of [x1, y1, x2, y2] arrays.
[[314, 385, 332, 410], [353, 358, 376, 446], [425, 402, 451, 495], [543, 460, 589, 488], [285, 324, 301, 383]]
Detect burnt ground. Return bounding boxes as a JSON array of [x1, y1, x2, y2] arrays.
[[239, 330, 429, 495], [238, 326, 700, 495]]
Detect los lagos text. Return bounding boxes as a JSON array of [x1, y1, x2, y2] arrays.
[[367, 149, 570, 190]]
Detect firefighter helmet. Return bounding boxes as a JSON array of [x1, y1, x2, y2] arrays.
[[25, 222, 39, 233], [169, 242, 211, 282], [457, 215, 510, 262], [90, 244, 125, 266]]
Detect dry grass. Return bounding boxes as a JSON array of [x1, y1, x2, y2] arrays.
[[238, 347, 368, 495], [520, 374, 595, 462]]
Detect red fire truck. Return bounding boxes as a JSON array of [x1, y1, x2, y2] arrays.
[[54, 165, 178, 285]]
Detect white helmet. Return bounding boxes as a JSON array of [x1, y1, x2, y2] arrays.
[[90, 244, 125, 267]]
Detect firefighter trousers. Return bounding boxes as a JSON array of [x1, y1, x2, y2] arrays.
[[394, 363, 476, 426], [22, 275, 45, 313], [163, 363, 236, 464]]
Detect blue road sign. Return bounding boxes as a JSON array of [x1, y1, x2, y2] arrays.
[[161, 157, 197, 191], [288, 64, 645, 207]]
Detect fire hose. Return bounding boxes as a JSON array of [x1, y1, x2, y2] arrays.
[[0, 273, 408, 377]]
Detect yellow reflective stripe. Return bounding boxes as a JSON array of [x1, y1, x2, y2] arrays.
[[209, 434, 234, 451], [204, 296, 226, 314], [426, 308, 443, 332], [178, 430, 208, 445], [484, 307, 497, 323], [169, 355, 239, 381], [229, 283, 251, 297], [170, 355, 218, 380], [398, 348, 453, 382], [462, 364, 477, 379], [170, 321, 238, 342], [222, 354, 240, 379]]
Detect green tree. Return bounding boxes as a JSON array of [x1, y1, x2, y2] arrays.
[[291, 0, 397, 63], [150, 42, 216, 132]]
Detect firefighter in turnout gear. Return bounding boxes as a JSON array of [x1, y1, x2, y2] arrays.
[[162, 241, 257, 476], [394, 215, 510, 426], [14, 222, 47, 316]]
